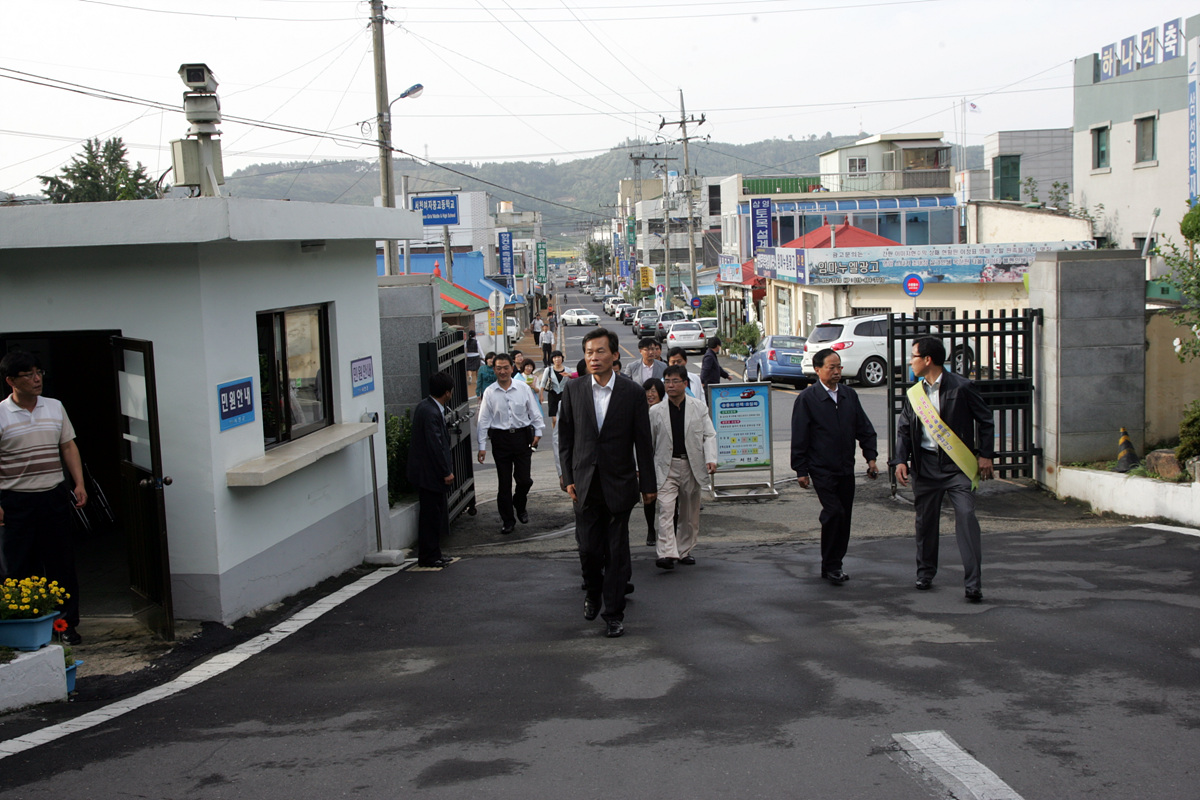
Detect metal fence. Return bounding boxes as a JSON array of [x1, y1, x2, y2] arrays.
[[419, 330, 477, 522], [886, 309, 1040, 487]]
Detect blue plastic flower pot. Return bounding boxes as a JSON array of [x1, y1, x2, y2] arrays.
[[66, 659, 82, 693], [0, 613, 57, 651]]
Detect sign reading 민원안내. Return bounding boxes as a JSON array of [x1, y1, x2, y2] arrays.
[[756, 241, 1094, 286]]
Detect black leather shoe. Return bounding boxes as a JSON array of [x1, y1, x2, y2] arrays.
[[678, 555, 696, 566], [965, 589, 983, 603], [624, 583, 635, 595], [645, 534, 655, 546], [655, 557, 676, 570], [605, 620, 625, 638], [62, 627, 82, 645], [821, 570, 849, 584], [915, 578, 933, 590], [517, 509, 529, 524], [501, 524, 515, 535], [584, 596, 600, 621]]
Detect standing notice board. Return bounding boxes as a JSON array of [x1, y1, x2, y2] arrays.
[[707, 381, 778, 499]]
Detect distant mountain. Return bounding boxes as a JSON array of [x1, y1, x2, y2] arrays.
[[223, 136, 982, 236]]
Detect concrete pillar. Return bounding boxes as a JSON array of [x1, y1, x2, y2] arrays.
[[378, 274, 441, 422], [1029, 249, 1145, 492]]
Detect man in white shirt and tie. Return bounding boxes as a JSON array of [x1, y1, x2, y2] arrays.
[[477, 353, 545, 534]]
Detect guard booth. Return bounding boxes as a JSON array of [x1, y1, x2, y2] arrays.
[[419, 330, 477, 522], [886, 309, 1040, 492]]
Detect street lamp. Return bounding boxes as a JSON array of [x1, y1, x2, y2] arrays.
[[377, 82, 423, 276]]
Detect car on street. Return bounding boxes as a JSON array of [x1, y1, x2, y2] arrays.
[[561, 308, 600, 326], [602, 296, 622, 314], [799, 313, 972, 387], [617, 305, 638, 324], [745, 335, 810, 386], [663, 320, 706, 353], [695, 317, 718, 339], [633, 309, 660, 338], [655, 309, 690, 340]]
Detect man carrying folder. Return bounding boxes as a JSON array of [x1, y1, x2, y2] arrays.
[[891, 337, 994, 602]]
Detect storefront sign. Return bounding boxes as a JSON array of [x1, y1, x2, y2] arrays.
[[498, 232, 513, 276], [751, 198, 773, 251], [217, 377, 255, 432], [412, 195, 459, 226], [754, 247, 803, 283], [536, 242, 548, 282], [350, 356, 375, 397], [718, 254, 741, 283], [1190, 35, 1199, 203], [709, 382, 771, 470], [795, 241, 1094, 285]]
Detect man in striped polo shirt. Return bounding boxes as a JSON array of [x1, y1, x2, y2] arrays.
[[0, 351, 87, 644]]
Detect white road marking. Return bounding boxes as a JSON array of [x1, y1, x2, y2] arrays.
[[0, 565, 405, 760], [1135, 522, 1200, 538], [892, 730, 1025, 800]]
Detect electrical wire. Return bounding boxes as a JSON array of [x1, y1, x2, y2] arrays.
[[69, 0, 362, 21]]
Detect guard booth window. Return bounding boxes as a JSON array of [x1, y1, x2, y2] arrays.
[[257, 304, 332, 447]]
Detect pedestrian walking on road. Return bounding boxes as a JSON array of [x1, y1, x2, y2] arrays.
[[649, 365, 717, 570], [0, 351, 87, 644], [540, 326, 555, 367], [625, 337, 667, 386], [477, 353, 545, 535], [890, 336, 994, 602], [476, 352, 497, 398], [465, 331, 481, 388], [700, 337, 731, 389], [641, 377, 665, 546], [531, 314, 544, 346], [666, 347, 706, 406], [789, 349, 878, 585], [407, 371, 456, 568], [558, 328, 656, 638]]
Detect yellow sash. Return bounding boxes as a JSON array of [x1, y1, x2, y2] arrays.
[[907, 381, 980, 489]]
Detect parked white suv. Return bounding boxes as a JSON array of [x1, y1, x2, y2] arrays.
[[800, 313, 972, 387]]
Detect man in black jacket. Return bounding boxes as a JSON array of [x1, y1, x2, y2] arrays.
[[790, 349, 878, 584], [699, 337, 730, 388], [559, 327, 657, 638], [406, 372, 456, 568], [891, 337, 994, 601]]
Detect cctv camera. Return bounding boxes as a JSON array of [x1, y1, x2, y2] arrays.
[[178, 63, 218, 93]]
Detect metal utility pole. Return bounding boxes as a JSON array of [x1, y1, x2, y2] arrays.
[[401, 174, 411, 274], [371, 0, 399, 276], [659, 91, 706, 298], [443, 224, 453, 283]]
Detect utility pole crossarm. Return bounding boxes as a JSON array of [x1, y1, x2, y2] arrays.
[[658, 90, 705, 299]]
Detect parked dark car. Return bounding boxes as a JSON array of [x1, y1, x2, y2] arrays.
[[633, 309, 660, 338], [618, 305, 639, 324], [745, 335, 810, 386]]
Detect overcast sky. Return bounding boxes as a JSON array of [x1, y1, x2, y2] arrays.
[[1, 0, 1191, 198]]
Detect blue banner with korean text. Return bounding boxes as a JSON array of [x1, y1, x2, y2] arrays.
[[1164, 18, 1183, 62], [751, 198, 773, 251], [498, 231, 514, 276]]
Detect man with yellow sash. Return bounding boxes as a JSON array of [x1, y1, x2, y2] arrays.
[[890, 337, 994, 602]]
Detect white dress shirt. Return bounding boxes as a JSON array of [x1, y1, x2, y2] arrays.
[[591, 374, 614, 430], [919, 373, 942, 451], [477, 379, 545, 452], [820, 379, 838, 405]]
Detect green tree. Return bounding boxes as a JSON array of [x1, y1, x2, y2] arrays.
[[584, 240, 611, 272], [38, 137, 157, 203], [1155, 201, 1200, 362]]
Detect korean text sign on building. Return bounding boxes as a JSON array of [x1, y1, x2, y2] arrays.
[[412, 195, 459, 226], [498, 232, 514, 276]]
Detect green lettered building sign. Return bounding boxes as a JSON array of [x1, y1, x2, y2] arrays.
[[536, 242, 548, 282]]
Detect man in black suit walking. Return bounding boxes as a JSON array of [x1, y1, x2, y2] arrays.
[[790, 349, 878, 584], [406, 372, 456, 568], [891, 336, 994, 602], [559, 327, 657, 638], [700, 336, 730, 389]]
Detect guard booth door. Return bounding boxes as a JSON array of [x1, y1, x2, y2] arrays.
[[112, 337, 175, 640], [419, 330, 477, 523]]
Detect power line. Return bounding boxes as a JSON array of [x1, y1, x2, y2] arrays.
[[388, 0, 948, 22], [69, 0, 363, 21]]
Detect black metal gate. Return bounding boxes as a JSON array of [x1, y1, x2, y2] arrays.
[[419, 330, 477, 522], [887, 309, 1040, 487]]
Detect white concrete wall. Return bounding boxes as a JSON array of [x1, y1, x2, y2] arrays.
[[968, 204, 1094, 244], [1056, 468, 1200, 527]]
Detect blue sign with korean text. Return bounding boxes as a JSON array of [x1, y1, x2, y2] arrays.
[[412, 195, 459, 226], [1164, 18, 1182, 61], [1189, 36, 1198, 202], [1141, 28, 1158, 67], [1100, 43, 1117, 81], [619, 259, 630, 277], [1119, 36, 1138, 75], [751, 198, 773, 251], [903, 273, 924, 297], [351, 356, 375, 397], [218, 377, 255, 432], [498, 231, 514, 276]]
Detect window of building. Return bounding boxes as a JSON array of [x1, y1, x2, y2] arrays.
[[881, 151, 896, 172], [707, 191, 721, 216], [993, 155, 1021, 201], [1135, 115, 1157, 163], [848, 157, 867, 174], [257, 304, 333, 447], [1092, 126, 1110, 169]]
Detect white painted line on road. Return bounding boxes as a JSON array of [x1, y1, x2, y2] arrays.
[[1135, 522, 1200, 538], [0, 565, 404, 760], [892, 730, 1025, 800]]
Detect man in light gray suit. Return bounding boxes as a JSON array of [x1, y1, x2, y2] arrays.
[[648, 364, 718, 570]]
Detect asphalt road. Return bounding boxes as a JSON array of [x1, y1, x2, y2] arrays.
[[3, 522, 1198, 799]]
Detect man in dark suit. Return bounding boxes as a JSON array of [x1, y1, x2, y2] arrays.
[[790, 348, 878, 584], [559, 327, 657, 638], [406, 372, 456, 568], [891, 337, 994, 602], [700, 337, 730, 388]]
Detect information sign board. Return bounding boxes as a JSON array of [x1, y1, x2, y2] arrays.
[[412, 195, 459, 226], [350, 356, 375, 397], [217, 377, 255, 432], [498, 232, 513, 276], [708, 382, 772, 470]]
